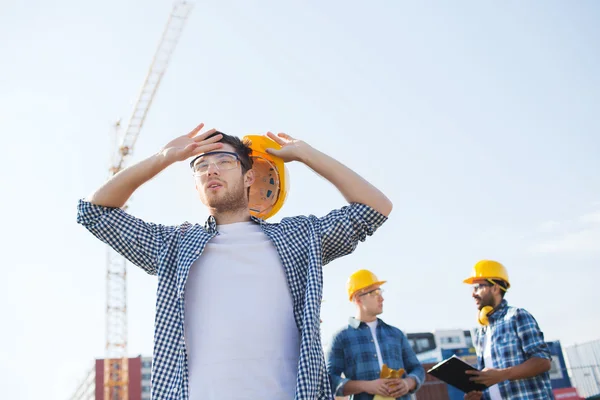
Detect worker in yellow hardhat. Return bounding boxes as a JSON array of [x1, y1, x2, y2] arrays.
[[77, 122, 392, 399], [326, 269, 424, 400], [461, 260, 553, 400]]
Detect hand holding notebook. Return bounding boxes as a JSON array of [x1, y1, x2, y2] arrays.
[[427, 355, 488, 393]]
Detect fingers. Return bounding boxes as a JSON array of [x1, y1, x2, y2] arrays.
[[387, 380, 408, 397], [266, 131, 296, 144], [469, 376, 488, 386], [183, 142, 201, 157], [185, 142, 223, 158], [386, 378, 403, 387], [467, 372, 484, 382], [266, 131, 287, 146], [377, 382, 391, 396], [389, 388, 406, 398], [194, 131, 222, 143], [186, 123, 205, 138], [277, 132, 295, 141], [192, 128, 218, 142], [185, 122, 219, 143], [192, 142, 223, 155]]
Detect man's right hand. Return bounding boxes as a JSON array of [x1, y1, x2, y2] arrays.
[[159, 123, 223, 164], [464, 391, 483, 400], [364, 379, 392, 396], [86, 123, 223, 208]]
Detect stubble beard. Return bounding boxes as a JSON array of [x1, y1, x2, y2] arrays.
[[206, 184, 247, 214], [477, 293, 495, 310]]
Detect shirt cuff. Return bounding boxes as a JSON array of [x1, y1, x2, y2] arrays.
[[407, 374, 423, 393], [334, 377, 350, 397], [350, 202, 388, 230], [77, 198, 119, 225], [529, 351, 552, 361]]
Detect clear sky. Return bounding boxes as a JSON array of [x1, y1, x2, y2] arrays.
[[1, 0, 599, 398]]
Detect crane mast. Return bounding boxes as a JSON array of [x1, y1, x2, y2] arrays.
[[104, 3, 192, 399]]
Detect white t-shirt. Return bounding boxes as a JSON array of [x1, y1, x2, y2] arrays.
[[366, 320, 384, 370], [483, 328, 502, 400], [184, 221, 300, 400]]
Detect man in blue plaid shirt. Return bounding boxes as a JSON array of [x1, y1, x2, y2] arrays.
[[77, 123, 392, 400], [462, 260, 553, 400], [326, 269, 424, 399]]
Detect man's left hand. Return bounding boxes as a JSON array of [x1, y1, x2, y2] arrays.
[[466, 368, 507, 387], [265, 132, 312, 163], [386, 378, 413, 398]]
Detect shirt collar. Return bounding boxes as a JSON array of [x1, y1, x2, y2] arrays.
[[488, 299, 509, 322], [203, 214, 266, 234], [349, 316, 385, 329]]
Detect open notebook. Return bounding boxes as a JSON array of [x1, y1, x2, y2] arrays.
[[427, 355, 488, 393]]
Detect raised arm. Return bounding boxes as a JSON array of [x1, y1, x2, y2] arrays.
[[78, 123, 223, 275], [265, 132, 393, 217], [88, 123, 223, 207]]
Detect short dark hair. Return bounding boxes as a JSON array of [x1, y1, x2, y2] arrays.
[[191, 131, 253, 172], [491, 279, 508, 298]]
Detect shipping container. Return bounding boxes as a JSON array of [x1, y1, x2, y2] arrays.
[[565, 339, 600, 398]]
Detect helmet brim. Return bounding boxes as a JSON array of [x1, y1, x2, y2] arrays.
[[348, 280, 387, 301], [463, 277, 510, 289]]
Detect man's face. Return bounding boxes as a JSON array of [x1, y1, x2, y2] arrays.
[[471, 279, 496, 310], [356, 285, 384, 316], [192, 143, 254, 213]]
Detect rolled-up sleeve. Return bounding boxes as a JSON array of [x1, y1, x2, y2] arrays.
[[515, 308, 551, 361], [316, 203, 388, 265], [76, 199, 178, 275], [326, 333, 350, 396], [400, 331, 425, 393]]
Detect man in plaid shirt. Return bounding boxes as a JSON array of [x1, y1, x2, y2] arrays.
[[77, 123, 392, 400], [462, 260, 553, 400], [326, 270, 424, 399]]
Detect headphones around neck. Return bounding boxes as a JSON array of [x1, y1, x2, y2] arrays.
[[478, 306, 494, 326], [476, 279, 508, 326]]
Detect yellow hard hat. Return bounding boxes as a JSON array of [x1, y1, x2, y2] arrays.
[[347, 269, 387, 301], [243, 135, 289, 220], [463, 260, 510, 289]]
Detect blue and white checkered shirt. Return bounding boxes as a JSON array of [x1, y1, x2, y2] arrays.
[[473, 300, 553, 400], [326, 317, 425, 400], [77, 199, 387, 399]]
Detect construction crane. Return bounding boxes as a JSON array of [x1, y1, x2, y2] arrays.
[[104, 3, 192, 399]]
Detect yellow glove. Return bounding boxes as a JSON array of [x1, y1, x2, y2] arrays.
[[373, 365, 405, 400]]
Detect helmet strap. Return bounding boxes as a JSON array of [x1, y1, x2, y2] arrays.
[[487, 278, 508, 292]]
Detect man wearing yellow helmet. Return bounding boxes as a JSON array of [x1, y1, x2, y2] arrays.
[[326, 269, 424, 400], [77, 123, 392, 400], [462, 260, 553, 400]]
